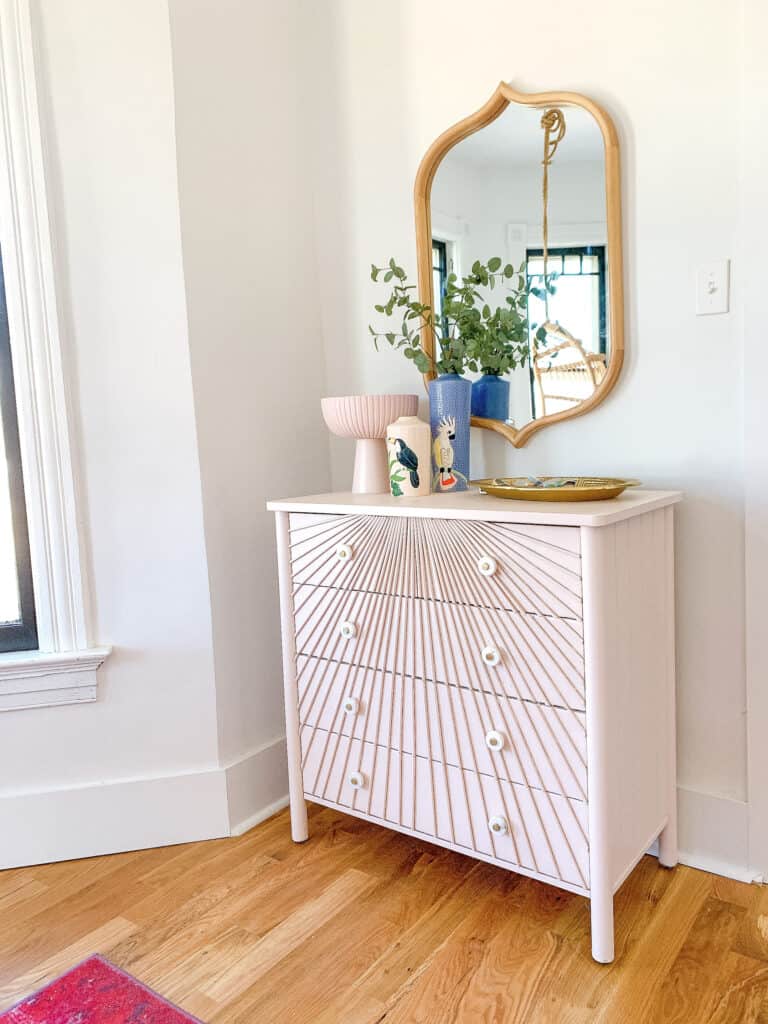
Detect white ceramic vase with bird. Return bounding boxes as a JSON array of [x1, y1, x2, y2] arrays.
[[386, 415, 431, 497]]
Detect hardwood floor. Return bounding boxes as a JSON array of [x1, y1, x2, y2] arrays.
[[1, 804, 767, 1022]]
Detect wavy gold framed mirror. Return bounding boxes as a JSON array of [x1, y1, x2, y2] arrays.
[[414, 83, 623, 447]]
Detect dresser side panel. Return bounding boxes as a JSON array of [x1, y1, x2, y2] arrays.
[[582, 509, 673, 892]]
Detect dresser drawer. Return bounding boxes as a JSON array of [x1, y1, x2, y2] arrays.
[[293, 586, 586, 710], [289, 513, 582, 620], [300, 726, 589, 890], [297, 656, 587, 801]]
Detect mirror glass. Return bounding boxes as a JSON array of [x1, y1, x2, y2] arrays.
[[429, 102, 609, 429]]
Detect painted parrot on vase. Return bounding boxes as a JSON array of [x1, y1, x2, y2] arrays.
[[433, 415, 457, 489]]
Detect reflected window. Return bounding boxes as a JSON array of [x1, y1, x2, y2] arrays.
[[431, 239, 448, 323], [526, 245, 606, 355], [527, 245, 608, 419], [0, 250, 36, 652]]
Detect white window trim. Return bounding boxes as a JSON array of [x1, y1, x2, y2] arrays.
[[0, 0, 109, 710]]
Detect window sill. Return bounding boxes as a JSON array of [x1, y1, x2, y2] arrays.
[[0, 646, 111, 711]]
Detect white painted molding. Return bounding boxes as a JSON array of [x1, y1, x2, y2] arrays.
[[0, 645, 111, 710], [0, 0, 91, 654], [0, 736, 289, 866], [230, 795, 289, 838], [677, 785, 753, 883], [0, 0, 108, 706], [0, 764, 230, 869], [223, 734, 288, 834]]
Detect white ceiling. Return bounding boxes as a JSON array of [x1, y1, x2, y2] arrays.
[[446, 104, 605, 168]]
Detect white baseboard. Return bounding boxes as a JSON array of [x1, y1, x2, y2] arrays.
[[0, 767, 231, 869], [0, 733, 290, 868], [223, 735, 288, 835], [230, 795, 289, 837], [677, 785, 755, 883], [0, 734, 290, 869]]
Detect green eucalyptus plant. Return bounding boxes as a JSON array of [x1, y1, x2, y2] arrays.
[[369, 257, 556, 377]]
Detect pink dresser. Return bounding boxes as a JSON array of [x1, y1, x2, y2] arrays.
[[268, 488, 681, 963]]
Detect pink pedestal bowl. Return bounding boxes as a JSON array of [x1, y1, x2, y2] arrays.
[[321, 394, 419, 494]]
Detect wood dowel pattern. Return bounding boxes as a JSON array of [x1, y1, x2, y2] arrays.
[[289, 513, 590, 891]]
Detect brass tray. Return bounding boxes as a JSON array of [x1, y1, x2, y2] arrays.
[[472, 477, 641, 502]]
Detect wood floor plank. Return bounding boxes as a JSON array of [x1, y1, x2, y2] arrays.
[[378, 870, 520, 1024], [0, 917, 137, 1011], [306, 863, 509, 1024], [0, 841, 190, 970], [109, 811, 384, 979], [201, 868, 378, 1004], [704, 951, 768, 1023], [733, 885, 768, 962], [107, 852, 278, 980], [0, 808, 766, 1023], [646, 896, 746, 1023], [590, 866, 713, 1024], [216, 847, 475, 1024], [439, 895, 578, 1024]]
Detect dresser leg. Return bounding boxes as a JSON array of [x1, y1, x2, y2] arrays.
[[660, 505, 678, 871], [290, 793, 309, 843], [275, 509, 309, 845], [659, 816, 678, 868], [590, 887, 615, 964]]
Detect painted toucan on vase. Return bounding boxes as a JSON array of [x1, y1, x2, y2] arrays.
[[390, 438, 420, 488], [433, 415, 457, 489]]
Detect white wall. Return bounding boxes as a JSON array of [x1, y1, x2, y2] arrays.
[[0, 0, 227, 866], [303, 0, 749, 874], [167, 0, 331, 829]]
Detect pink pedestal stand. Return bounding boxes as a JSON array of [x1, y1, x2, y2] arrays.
[[321, 394, 419, 494]]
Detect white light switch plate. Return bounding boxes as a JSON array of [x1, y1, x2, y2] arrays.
[[696, 260, 730, 315]]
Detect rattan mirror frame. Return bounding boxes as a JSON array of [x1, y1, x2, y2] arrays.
[[414, 82, 624, 448]]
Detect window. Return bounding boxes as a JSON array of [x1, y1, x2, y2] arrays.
[[526, 245, 607, 354], [0, 0, 109, 708], [432, 239, 448, 321], [0, 252, 36, 652]]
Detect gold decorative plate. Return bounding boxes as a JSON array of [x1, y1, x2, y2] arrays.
[[472, 477, 641, 502]]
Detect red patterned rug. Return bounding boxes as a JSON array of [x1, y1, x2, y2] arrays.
[[0, 956, 204, 1023]]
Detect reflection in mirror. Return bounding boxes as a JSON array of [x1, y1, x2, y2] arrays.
[[429, 101, 609, 430]]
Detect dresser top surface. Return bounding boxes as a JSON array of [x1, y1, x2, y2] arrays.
[[267, 488, 682, 527]]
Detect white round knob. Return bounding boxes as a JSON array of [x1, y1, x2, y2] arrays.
[[342, 695, 359, 715], [477, 555, 497, 577], [339, 620, 357, 640], [481, 644, 501, 667], [488, 815, 509, 836], [336, 543, 354, 562], [485, 730, 505, 751], [349, 770, 366, 789]]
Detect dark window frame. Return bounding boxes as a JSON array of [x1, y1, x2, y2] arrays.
[[526, 244, 607, 354], [0, 252, 37, 652], [525, 244, 608, 417], [432, 238, 448, 309]]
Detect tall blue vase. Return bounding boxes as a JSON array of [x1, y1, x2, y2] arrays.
[[428, 373, 471, 492], [471, 374, 510, 421]]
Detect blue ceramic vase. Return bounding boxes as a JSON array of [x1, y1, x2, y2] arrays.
[[429, 373, 471, 492], [471, 374, 510, 421]]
